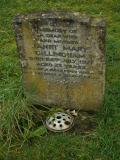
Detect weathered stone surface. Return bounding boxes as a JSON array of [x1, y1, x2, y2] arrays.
[[14, 11, 106, 110]]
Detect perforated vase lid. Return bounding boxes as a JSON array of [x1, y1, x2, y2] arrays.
[[45, 112, 74, 132]]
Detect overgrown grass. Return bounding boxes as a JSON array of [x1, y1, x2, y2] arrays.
[[0, 0, 120, 160]]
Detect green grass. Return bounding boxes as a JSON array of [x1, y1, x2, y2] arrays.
[[0, 0, 120, 159]]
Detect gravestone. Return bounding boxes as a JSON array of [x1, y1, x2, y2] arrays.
[[14, 11, 106, 110]]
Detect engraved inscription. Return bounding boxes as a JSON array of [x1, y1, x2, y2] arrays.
[[23, 19, 95, 82]]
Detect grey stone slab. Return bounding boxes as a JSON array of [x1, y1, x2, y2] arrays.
[[14, 11, 106, 110]]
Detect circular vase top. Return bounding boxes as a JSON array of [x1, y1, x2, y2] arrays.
[[45, 112, 74, 132]]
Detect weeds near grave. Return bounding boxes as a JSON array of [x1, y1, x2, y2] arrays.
[[0, 57, 48, 147]]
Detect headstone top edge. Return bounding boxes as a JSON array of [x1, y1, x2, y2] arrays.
[[13, 11, 106, 28]]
